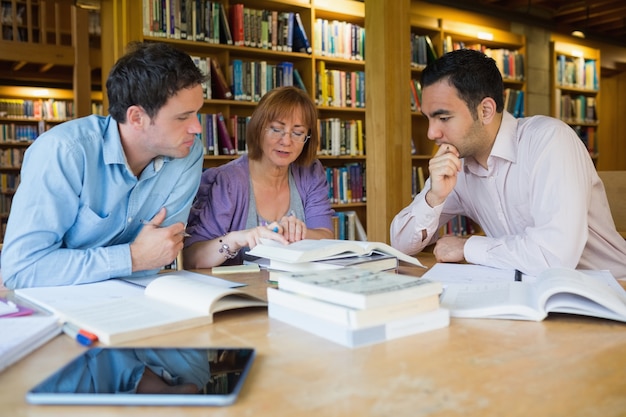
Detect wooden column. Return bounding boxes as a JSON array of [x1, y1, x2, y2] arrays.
[[72, 5, 91, 117], [100, 0, 144, 115], [365, 0, 412, 243]]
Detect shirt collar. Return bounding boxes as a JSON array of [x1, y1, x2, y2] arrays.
[[102, 116, 171, 175], [464, 111, 518, 175]]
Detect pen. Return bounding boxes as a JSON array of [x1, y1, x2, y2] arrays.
[[141, 219, 191, 237], [515, 269, 523, 282], [62, 323, 97, 346]]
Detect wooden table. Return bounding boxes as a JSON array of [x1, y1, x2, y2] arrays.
[[2, 254, 626, 417]]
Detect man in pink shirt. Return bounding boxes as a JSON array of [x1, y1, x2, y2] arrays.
[[390, 49, 626, 279]]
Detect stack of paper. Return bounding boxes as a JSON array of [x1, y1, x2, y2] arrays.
[[0, 315, 62, 372], [267, 268, 449, 348]]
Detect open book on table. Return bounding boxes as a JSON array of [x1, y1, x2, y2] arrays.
[[247, 251, 399, 274], [246, 238, 424, 267], [14, 271, 267, 345], [422, 263, 626, 322]]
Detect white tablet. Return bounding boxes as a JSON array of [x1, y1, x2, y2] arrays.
[[26, 347, 256, 406]]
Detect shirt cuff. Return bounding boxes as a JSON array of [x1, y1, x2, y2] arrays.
[[106, 244, 133, 278], [464, 235, 490, 265]]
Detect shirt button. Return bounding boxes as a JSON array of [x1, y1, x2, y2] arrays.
[[127, 217, 133, 224]]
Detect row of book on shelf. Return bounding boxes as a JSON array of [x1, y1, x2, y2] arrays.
[[554, 91, 597, 124], [555, 55, 597, 90], [0, 148, 26, 169], [411, 34, 525, 84], [0, 172, 19, 192], [191, 53, 366, 109], [0, 123, 39, 142], [410, 34, 438, 69], [332, 210, 367, 242], [317, 63, 366, 108], [197, 112, 365, 157], [0, 99, 74, 121], [442, 39, 525, 82], [572, 125, 597, 155], [504, 88, 525, 118], [326, 163, 366, 205], [0, 192, 12, 217], [143, 0, 365, 61]]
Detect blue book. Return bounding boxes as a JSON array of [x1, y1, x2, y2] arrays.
[[292, 12, 312, 54]]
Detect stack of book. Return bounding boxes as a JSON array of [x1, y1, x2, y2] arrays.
[[267, 268, 449, 348]]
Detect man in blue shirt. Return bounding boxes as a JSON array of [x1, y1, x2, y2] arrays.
[[1, 42, 207, 288]]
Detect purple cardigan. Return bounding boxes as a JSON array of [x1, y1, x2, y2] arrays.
[[186, 155, 334, 247]]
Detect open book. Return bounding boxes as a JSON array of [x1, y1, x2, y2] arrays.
[[14, 271, 267, 345], [246, 239, 424, 267], [422, 263, 626, 322], [249, 251, 399, 274]]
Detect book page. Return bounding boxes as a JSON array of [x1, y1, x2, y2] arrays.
[[57, 297, 210, 344], [15, 280, 144, 314], [536, 268, 626, 322], [422, 263, 521, 284], [123, 270, 245, 288], [145, 274, 265, 315], [248, 239, 424, 267], [439, 282, 544, 320]]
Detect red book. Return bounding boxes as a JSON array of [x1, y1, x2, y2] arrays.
[[230, 3, 244, 46], [216, 112, 235, 155], [210, 59, 233, 100]]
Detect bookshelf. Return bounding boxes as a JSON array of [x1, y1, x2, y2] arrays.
[[550, 41, 600, 162], [134, 0, 367, 238], [0, 86, 103, 241]]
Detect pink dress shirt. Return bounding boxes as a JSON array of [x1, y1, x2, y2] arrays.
[[391, 112, 626, 279]]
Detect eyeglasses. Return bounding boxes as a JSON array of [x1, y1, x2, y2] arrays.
[[265, 126, 310, 143]]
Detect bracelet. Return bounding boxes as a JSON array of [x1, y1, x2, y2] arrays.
[[218, 239, 239, 259]]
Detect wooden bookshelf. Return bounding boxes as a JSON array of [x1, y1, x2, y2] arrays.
[[108, 0, 369, 238], [550, 41, 600, 162]]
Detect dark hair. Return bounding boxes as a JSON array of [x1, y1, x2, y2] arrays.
[[246, 86, 319, 166], [106, 42, 208, 123], [421, 49, 504, 119]]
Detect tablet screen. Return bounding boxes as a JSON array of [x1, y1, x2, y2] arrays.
[[26, 347, 256, 406]]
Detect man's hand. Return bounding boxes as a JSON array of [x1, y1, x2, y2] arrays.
[[433, 235, 467, 263], [130, 207, 186, 272], [426, 144, 461, 208]]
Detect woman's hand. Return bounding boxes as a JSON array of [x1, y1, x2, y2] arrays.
[[277, 212, 307, 243]]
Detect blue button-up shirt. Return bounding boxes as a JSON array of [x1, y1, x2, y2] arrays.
[[1, 115, 203, 288]]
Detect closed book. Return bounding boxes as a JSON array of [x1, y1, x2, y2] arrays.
[[292, 12, 312, 54], [268, 302, 449, 348], [14, 271, 266, 345], [267, 287, 440, 329], [216, 112, 236, 155], [219, 2, 234, 45], [210, 59, 233, 100], [275, 268, 442, 310]]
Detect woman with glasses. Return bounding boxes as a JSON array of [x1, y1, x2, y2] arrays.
[[183, 86, 335, 268]]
